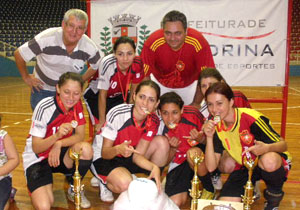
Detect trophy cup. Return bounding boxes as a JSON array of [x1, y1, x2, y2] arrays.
[[241, 156, 258, 210], [189, 153, 205, 210], [69, 149, 83, 210]]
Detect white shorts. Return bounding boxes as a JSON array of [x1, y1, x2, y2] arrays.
[[150, 74, 198, 105]]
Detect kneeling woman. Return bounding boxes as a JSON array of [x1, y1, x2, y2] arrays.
[[91, 80, 169, 198], [23, 72, 93, 209], [157, 92, 214, 207], [203, 82, 291, 210]]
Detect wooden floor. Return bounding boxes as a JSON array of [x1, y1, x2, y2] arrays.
[[0, 76, 299, 210]]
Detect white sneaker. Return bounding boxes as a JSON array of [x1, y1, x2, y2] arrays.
[[67, 186, 91, 209], [99, 182, 114, 202], [211, 174, 223, 190], [90, 176, 100, 187]]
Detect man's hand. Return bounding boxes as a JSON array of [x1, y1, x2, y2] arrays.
[[24, 74, 44, 92], [48, 141, 62, 167]]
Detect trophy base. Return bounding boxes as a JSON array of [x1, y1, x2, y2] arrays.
[[197, 199, 243, 210]]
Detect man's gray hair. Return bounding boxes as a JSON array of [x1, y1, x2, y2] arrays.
[[63, 9, 88, 28]]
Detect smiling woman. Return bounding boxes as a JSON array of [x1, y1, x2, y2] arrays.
[[22, 72, 93, 209], [83, 36, 145, 135], [90, 80, 170, 203]]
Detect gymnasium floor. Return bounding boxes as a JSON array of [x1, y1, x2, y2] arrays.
[[0, 76, 299, 210]]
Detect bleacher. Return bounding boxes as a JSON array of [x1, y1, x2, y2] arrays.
[[0, 0, 299, 66], [0, 0, 86, 59]]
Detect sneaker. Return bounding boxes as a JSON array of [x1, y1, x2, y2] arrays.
[[200, 189, 215, 200], [263, 189, 284, 210], [211, 174, 223, 190], [90, 176, 100, 187], [99, 181, 114, 202], [67, 186, 91, 209], [254, 181, 261, 201]]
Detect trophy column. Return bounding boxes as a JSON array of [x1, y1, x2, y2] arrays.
[[69, 149, 83, 210], [189, 153, 204, 210], [241, 156, 258, 210]]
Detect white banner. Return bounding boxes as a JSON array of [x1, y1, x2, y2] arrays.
[[89, 0, 289, 86]]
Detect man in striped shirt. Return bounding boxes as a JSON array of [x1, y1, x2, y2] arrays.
[[14, 9, 100, 110]]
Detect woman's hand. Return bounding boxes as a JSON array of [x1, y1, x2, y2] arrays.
[[242, 140, 269, 156], [203, 120, 215, 138], [55, 123, 73, 139], [189, 128, 205, 143], [117, 140, 140, 157], [165, 134, 180, 149], [147, 164, 161, 192], [48, 141, 62, 167]]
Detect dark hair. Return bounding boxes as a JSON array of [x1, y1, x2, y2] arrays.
[[198, 68, 225, 86], [205, 82, 234, 101], [135, 80, 160, 101], [158, 92, 184, 110], [113, 36, 136, 53], [57, 72, 84, 89], [161, 10, 187, 31]]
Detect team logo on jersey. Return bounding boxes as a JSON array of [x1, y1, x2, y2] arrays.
[[146, 131, 153, 137], [239, 130, 253, 145], [100, 14, 152, 55]]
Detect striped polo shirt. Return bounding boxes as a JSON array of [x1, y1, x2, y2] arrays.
[[19, 27, 101, 91]]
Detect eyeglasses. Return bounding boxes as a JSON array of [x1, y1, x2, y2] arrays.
[[65, 22, 86, 32]]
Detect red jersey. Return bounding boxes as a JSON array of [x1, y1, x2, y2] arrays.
[[101, 104, 159, 147], [98, 54, 144, 100], [141, 28, 215, 88], [158, 106, 204, 164]]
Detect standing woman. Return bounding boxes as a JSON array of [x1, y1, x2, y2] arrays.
[[23, 72, 93, 209], [91, 80, 169, 201], [203, 82, 291, 210], [84, 36, 144, 134]]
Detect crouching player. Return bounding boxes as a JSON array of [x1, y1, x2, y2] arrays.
[[156, 92, 215, 207], [23, 72, 93, 209]]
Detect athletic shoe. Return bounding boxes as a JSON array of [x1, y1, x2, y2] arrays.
[[263, 189, 284, 210], [200, 189, 215, 200], [99, 182, 114, 202], [67, 186, 91, 209], [90, 176, 100, 187], [211, 174, 223, 190]]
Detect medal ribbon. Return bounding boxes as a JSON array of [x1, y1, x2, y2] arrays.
[[117, 63, 131, 103]]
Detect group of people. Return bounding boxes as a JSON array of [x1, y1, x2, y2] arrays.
[[0, 7, 289, 210]]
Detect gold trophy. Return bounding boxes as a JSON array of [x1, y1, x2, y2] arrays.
[[189, 153, 205, 210], [69, 149, 83, 210], [241, 156, 258, 210]]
